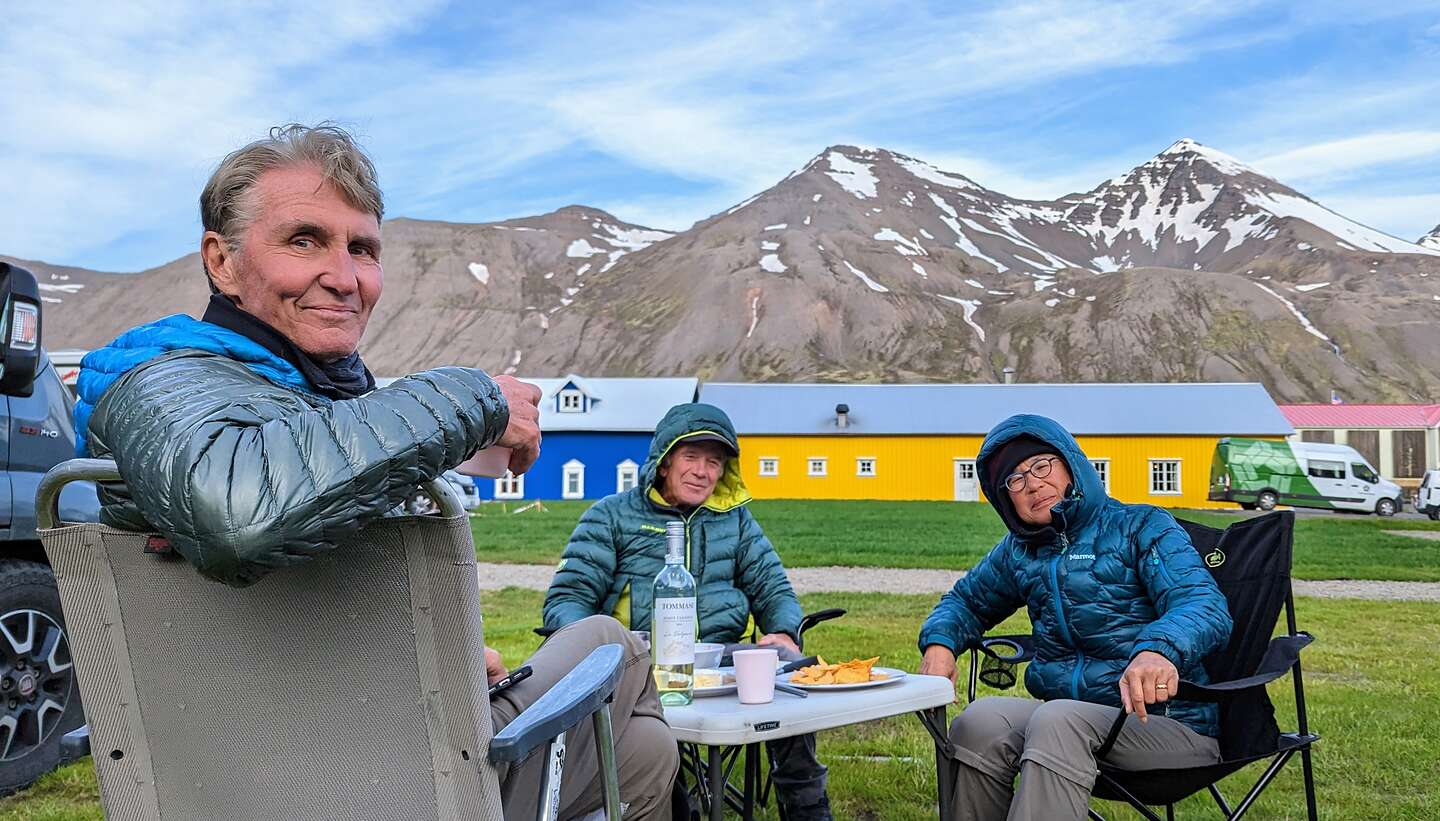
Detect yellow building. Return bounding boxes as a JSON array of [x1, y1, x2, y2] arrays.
[[697, 383, 1293, 510]]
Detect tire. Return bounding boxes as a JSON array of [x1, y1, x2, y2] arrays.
[[1375, 497, 1397, 517], [1256, 490, 1279, 511], [0, 560, 84, 796], [1428, 507, 1439, 522]]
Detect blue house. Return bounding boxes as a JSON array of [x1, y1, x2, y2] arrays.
[[473, 375, 699, 501]]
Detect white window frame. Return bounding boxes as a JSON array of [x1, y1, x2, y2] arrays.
[[563, 459, 586, 499], [759, 457, 779, 477], [615, 459, 639, 493], [807, 457, 828, 477], [494, 470, 524, 500], [1090, 459, 1111, 493], [558, 389, 584, 413], [1148, 459, 1182, 496], [856, 457, 877, 477]]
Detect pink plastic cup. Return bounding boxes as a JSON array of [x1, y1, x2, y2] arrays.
[[733, 648, 779, 704], [456, 446, 513, 478]]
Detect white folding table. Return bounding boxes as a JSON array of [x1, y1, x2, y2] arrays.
[[663, 673, 957, 820]]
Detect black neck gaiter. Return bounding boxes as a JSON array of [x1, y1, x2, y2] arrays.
[[201, 294, 376, 401]]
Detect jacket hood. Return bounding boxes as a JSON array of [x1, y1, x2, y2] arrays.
[[977, 414, 1105, 544], [641, 403, 750, 513], [74, 315, 312, 457]]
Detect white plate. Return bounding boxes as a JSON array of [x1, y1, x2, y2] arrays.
[[778, 667, 908, 691], [693, 667, 737, 698]]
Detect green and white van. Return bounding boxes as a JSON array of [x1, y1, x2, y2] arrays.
[[1209, 437, 1405, 516]]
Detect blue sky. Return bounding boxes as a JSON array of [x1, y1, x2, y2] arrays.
[[5, 0, 1440, 272]]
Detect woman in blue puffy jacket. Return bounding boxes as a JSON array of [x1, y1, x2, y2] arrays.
[[917, 414, 1233, 820]]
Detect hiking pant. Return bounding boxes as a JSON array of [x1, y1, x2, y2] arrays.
[[768, 733, 831, 819], [492, 615, 679, 821], [946, 696, 1220, 821]]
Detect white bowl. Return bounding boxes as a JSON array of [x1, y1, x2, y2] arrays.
[[694, 642, 725, 668]]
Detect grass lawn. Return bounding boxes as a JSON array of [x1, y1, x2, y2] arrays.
[[471, 499, 1440, 581], [7, 589, 1437, 820]]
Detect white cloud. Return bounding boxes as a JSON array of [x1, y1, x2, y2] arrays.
[[1321, 193, 1440, 245], [1253, 131, 1440, 184]]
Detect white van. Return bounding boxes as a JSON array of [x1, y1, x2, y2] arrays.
[[1210, 438, 1405, 516], [1418, 470, 1440, 521], [1289, 441, 1405, 516]]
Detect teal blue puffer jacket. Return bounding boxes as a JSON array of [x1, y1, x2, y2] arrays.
[[542, 403, 802, 642], [919, 415, 1232, 737]]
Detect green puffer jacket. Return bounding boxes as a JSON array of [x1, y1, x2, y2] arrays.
[[80, 320, 509, 588], [542, 403, 802, 642]]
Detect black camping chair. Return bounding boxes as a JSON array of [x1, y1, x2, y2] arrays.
[[958, 511, 1318, 821]]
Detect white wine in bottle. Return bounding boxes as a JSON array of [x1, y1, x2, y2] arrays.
[[652, 520, 696, 705]]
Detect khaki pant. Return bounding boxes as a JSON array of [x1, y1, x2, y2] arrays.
[[947, 697, 1220, 821], [492, 616, 678, 820]]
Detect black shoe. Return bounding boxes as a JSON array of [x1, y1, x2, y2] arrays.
[[779, 792, 833, 821]]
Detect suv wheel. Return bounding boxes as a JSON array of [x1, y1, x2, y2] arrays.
[[1257, 490, 1279, 511], [1429, 507, 1439, 522], [0, 561, 83, 795], [1375, 498, 1397, 517]]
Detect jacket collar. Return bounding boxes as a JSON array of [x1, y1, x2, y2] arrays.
[[201, 294, 375, 400]]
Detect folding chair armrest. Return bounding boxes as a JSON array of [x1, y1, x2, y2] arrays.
[[533, 625, 558, 638], [965, 634, 1034, 703], [61, 725, 91, 759], [1097, 632, 1316, 760], [797, 608, 846, 636], [1176, 632, 1316, 702], [489, 643, 625, 765]]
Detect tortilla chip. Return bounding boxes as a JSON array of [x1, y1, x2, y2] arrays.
[[791, 656, 883, 686]]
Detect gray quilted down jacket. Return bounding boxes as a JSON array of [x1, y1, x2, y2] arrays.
[[83, 345, 508, 587]]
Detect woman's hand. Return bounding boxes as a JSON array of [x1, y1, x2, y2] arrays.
[[1118, 650, 1179, 722], [919, 644, 958, 684]]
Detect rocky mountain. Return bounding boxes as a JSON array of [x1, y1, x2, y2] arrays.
[[3, 206, 671, 375], [11, 140, 1440, 402], [1421, 224, 1440, 251]]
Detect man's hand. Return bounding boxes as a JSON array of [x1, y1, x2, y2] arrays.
[[493, 376, 541, 475], [919, 644, 958, 686], [484, 646, 508, 686], [1119, 650, 1179, 723], [757, 632, 800, 656]]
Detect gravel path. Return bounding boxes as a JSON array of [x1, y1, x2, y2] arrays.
[[477, 563, 1440, 602], [1391, 530, 1440, 542]]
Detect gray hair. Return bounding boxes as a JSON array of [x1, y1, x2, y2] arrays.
[[200, 123, 384, 276]]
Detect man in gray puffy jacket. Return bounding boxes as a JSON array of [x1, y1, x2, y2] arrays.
[[76, 123, 676, 820]]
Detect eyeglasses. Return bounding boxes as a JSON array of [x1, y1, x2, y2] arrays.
[[1004, 456, 1059, 492]]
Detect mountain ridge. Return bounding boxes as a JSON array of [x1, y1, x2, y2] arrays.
[[10, 139, 1439, 402]]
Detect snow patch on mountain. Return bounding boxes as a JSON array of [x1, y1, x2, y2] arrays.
[[567, 239, 605, 257], [824, 151, 879, 199], [934, 294, 985, 340], [875, 228, 926, 256], [760, 254, 787, 273], [1254, 282, 1330, 341], [1420, 225, 1440, 250], [896, 157, 978, 191], [468, 263, 490, 285], [841, 260, 889, 292]]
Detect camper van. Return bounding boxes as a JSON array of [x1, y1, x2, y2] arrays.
[[1209, 437, 1405, 516], [1418, 470, 1440, 521]]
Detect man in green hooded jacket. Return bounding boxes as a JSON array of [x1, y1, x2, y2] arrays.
[[544, 402, 832, 820]]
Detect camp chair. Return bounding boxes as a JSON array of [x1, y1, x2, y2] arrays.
[[38, 458, 626, 821], [956, 511, 1318, 821]]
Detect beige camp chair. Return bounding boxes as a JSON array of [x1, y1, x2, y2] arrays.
[[37, 458, 623, 821]]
